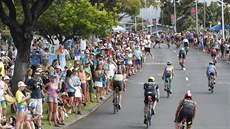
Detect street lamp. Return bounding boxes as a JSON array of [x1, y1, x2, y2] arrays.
[[217, 0, 225, 40]]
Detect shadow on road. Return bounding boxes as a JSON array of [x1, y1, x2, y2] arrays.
[[192, 91, 213, 95]]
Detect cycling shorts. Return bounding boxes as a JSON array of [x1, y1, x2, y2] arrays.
[[208, 72, 215, 78], [144, 94, 156, 105], [176, 109, 193, 126], [113, 81, 123, 92]]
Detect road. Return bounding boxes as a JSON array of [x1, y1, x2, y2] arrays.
[[68, 45, 230, 129]]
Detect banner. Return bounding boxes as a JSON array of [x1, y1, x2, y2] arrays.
[[48, 53, 58, 66], [58, 54, 66, 70]]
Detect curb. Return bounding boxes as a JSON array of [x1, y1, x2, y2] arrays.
[[53, 94, 112, 129]]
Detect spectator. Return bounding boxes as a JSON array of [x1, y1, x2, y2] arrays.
[[44, 75, 60, 127], [78, 65, 87, 102], [31, 50, 41, 72], [26, 71, 44, 118], [72, 68, 83, 115], [65, 70, 75, 113], [0, 75, 5, 118], [16, 81, 30, 129], [94, 64, 103, 103], [0, 58, 5, 77], [84, 61, 94, 102]]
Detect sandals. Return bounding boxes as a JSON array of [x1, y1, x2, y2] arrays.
[[54, 124, 60, 127]]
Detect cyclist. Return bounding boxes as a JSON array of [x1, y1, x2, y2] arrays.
[[183, 38, 189, 55], [143, 76, 160, 124], [175, 90, 196, 129], [210, 47, 217, 65], [112, 70, 124, 109], [162, 62, 174, 93], [206, 61, 217, 90], [179, 47, 186, 69]]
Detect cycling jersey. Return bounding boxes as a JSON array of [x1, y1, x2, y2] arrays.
[[113, 74, 124, 81], [207, 65, 215, 75], [176, 99, 195, 126], [143, 82, 159, 104], [164, 66, 173, 79]]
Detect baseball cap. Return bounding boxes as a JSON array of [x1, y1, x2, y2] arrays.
[[18, 81, 27, 87]]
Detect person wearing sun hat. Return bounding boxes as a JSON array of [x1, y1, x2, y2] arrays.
[[0, 74, 5, 117], [16, 81, 30, 129], [2, 75, 14, 116]]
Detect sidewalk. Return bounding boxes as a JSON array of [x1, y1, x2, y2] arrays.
[[53, 93, 112, 129]]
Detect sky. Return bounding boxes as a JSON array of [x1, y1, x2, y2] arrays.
[[121, 0, 218, 23]]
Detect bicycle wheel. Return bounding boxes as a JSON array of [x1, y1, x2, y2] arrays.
[[166, 83, 170, 98], [167, 90, 170, 98], [113, 103, 116, 114], [114, 95, 118, 114], [210, 77, 214, 94]]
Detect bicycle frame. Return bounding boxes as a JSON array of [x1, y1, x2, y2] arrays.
[[164, 78, 171, 98], [179, 58, 185, 69], [180, 116, 187, 129], [209, 74, 215, 93], [113, 87, 119, 114], [146, 96, 153, 128]]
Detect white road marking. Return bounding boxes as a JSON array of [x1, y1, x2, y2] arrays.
[[174, 50, 176, 52], [144, 62, 165, 65], [157, 73, 162, 76], [185, 77, 189, 81], [177, 54, 179, 57]]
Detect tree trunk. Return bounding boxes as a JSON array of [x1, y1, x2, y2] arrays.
[[11, 30, 32, 95]]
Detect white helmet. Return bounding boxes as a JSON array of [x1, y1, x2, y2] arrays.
[[183, 38, 189, 43]]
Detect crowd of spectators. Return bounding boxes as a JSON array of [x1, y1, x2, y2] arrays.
[[0, 30, 156, 129]]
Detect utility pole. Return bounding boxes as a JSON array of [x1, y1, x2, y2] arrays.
[[135, 16, 137, 32], [195, 0, 198, 33], [221, 0, 225, 40], [173, 0, 177, 33]]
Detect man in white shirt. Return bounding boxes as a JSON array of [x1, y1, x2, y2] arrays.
[[144, 37, 153, 57]]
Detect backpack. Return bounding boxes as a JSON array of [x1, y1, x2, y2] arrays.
[[144, 83, 157, 97]]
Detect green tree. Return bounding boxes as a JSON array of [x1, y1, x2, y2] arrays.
[[36, 0, 118, 42], [0, 0, 54, 93]]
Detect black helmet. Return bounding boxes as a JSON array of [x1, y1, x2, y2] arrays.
[[167, 62, 172, 65]]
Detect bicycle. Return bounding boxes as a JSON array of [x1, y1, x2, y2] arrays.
[[164, 78, 171, 98], [113, 86, 119, 114], [180, 116, 187, 129], [179, 58, 185, 70], [146, 96, 153, 128], [209, 74, 215, 94], [184, 46, 189, 55]]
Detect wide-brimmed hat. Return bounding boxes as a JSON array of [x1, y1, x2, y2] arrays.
[[3, 76, 10, 80], [18, 81, 27, 87]]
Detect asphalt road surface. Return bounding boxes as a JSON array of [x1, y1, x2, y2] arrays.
[[69, 45, 230, 129]]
